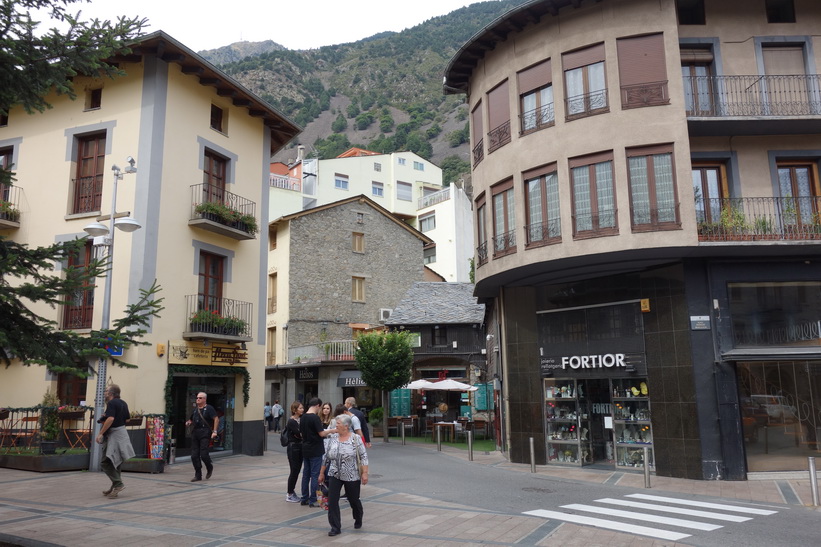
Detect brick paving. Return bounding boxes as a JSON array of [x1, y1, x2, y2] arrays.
[[0, 439, 817, 546]]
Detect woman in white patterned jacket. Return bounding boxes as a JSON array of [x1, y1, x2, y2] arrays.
[[319, 414, 369, 536]]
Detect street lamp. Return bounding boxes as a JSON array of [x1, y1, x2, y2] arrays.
[[84, 157, 141, 472]]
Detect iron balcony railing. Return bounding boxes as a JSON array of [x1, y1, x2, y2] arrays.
[[71, 175, 103, 214], [520, 103, 555, 134], [565, 88, 609, 121], [487, 120, 511, 153], [288, 339, 357, 364], [684, 74, 821, 117], [472, 139, 484, 168], [696, 196, 821, 241], [572, 209, 618, 237], [493, 229, 516, 257], [476, 241, 489, 267], [190, 183, 257, 235], [418, 187, 451, 210], [185, 294, 253, 338], [0, 183, 21, 223], [525, 218, 562, 246], [269, 173, 301, 192]]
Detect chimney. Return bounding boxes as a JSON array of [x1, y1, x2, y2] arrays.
[[297, 145, 305, 161]]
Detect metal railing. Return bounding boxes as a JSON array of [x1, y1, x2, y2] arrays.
[[0, 183, 21, 223], [71, 175, 103, 214], [185, 294, 253, 338], [269, 173, 301, 191], [487, 120, 511, 153], [620, 81, 669, 109], [525, 218, 562, 246], [287, 339, 358, 364], [631, 204, 680, 230], [520, 103, 555, 134], [684, 74, 821, 117], [476, 241, 489, 267], [572, 209, 618, 236], [0, 407, 93, 454], [493, 229, 516, 257], [190, 183, 256, 234], [472, 139, 484, 168], [696, 196, 821, 241], [565, 89, 609, 120], [418, 187, 451, 210]]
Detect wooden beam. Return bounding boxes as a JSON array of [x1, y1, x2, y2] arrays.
[[182, 65, 204, 75]]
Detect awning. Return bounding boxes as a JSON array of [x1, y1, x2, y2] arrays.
[[337, 370, 366, 388]]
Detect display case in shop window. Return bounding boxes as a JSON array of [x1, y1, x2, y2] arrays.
[[611, 378, 654, 470], [544, 379, 593, 466]]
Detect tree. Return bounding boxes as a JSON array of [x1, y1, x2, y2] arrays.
[[440, 155, 470, 186], [331, 113, 347, 133], [1, 0, 147, 116], [355, 330, 413, 442], [0, 237, 164, 375]]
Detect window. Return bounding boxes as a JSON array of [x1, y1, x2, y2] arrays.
[[210, 104, 225, 132], [563, 44, 608, 120], [423, 246, 436, 264], [676, 0, 705, 25], [681, 49, 714, 116], [334, 173, 349, 190], [57, 368, 87, 406], [524, 165, 561, 245], [419, 213, 436, 232], [352, 232, 364, 253], [471, 101, 484, 167], [268, 226, 277, 250], [627, 145, 679, 230], [374, 162, 381, 172], [777, 162, 821, 228], [414, 161, 424, 171], [198, 251, 224, 312], [766, 0, 795, 23], [398, 157, 406, 166], [692, 162, 729, 226], [72, 133, 106, 214], [63, 240, 94, 329], [372, 181, 384, 197], [476, 194, 488, 266], [352, 276, 365, 302], [203, 150, 227, 204], [397, 181, 412, 201], [487, 80, 511, 152], [432, 326, 448, 346], [266, 328, 277, 365], [268, 274, 277, 314], [617, 34, 669, 109], [0, 112, 7, 126], [518, 59, 554, 134], [85, 88, 102, 110], [491, 179, 516, 257], [570, 152, 616, 237]]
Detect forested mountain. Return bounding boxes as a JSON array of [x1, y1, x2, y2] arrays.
[[201, 0, 530, 186]]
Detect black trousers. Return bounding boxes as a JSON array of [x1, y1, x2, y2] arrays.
[[191, 429, 213, 477], [286, 444, 302, 494], [327, 475, 363, 532]]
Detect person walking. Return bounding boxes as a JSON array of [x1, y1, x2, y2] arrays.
[[185, 392, 219, 482], [264, 401, 273, 431], [272, 400, 284, 432], [300, 398, 337, 507], [330, 403, 363, 439], [319, 414, 368, 536], [284, 400, 304, 503], [96, 384, 135, 499], [345, 397, 371, 447]]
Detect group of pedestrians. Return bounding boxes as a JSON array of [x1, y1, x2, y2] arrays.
[[283, 396, 371, 536], [264, 400, 284, 431]]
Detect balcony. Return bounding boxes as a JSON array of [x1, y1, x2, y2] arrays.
[[0, 183, 21, 229], [565, 88, 609, 121], [476, 241, 489, 267], [269, 173, 301, 192], [472, 138, 484, 168], [520, 103, 555, 135], [684, 74, 821, 136], [487, 120, 511, 153], [189, 183, 257, 240], [492, 230, 516, 258], [71, 175, 103, 215], [287, 339, 357, 365], [525, 218, 562, 247], [418, 187, 450, 210], [696, 196, 821, 242], [183, 295, 253, 341]]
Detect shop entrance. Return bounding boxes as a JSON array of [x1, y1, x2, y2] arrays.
[[171, 375, 233, 456], [580, 379, 614, 465]]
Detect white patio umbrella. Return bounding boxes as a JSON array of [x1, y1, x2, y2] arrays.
[[426, 379, 478, 391], [403, 379, 436, 390]]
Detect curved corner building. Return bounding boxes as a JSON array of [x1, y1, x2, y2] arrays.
[[444, 0, 821, 479]]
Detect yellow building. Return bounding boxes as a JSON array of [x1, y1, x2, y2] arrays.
[[0, 31, 299, 457]]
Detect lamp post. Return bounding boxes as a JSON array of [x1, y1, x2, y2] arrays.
[[84, 157, 141, 472]]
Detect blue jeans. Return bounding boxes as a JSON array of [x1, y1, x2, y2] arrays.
[[301, 456, 323, 503]]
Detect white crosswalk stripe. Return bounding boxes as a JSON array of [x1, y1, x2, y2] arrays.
[[523, 492, 779, 541]]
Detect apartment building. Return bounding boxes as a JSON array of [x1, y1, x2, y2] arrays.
[[444, 0, 821, 479], [0, 31, 299, 457]]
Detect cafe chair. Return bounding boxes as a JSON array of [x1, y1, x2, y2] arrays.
[[387, 417, 399, 437]]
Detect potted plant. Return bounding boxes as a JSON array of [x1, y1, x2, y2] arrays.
[[39, 391, 61, 454], [195, 201, 258, 235], [369, 407, 384, 437], [0, 199, 20, 222], [126, 410, 144, 427]]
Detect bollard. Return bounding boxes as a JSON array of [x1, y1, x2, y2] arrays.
[[168, 438, 176, 465], [263, 422, 268, 452], [809, 457, 820, 507], [643, 446, 651, 488], [437, 427, 442, 451], [764, 425, 769, 454], [530, 437, 536, 473], [401, 421, 406, 445], [467, 430, 474, 461]]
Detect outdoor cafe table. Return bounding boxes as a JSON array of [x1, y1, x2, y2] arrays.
[[434, 422, 455, 442]]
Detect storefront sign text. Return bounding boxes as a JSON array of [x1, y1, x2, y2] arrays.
[[540, 352, 647, 377], [168, 340, 248, 366]]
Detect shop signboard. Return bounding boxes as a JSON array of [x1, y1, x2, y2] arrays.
[[168, 340, 248, 366], [540, 352, 647, 378]]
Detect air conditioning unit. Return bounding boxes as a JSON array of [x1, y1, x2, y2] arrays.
[[379, 308, 392, 322]]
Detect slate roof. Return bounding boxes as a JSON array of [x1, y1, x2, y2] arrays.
[[385, 282, 485, 326]]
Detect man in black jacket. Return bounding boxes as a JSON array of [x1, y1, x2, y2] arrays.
[[345, 397, 370, 447], [185, 392, 219, 482]]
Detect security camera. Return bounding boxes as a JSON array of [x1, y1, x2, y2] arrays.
[[486, 334, 494, 341]]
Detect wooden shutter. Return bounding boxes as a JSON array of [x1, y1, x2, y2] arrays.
[[471, 101, 484, 142], [680, 48, 713, 64], [518, 60, 552, 95], [562, 43, 605, 71], [487, 80, 510, 129], [617, 34, 667, 86], [762, 46, 805, 75]]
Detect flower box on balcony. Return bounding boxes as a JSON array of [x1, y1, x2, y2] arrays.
[[190, 202, 257, 241]]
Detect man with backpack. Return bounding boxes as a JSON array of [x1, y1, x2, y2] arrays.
[[272, 400, 284, 432]]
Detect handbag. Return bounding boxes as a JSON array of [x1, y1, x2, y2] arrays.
[[354, 435, 365, 478]]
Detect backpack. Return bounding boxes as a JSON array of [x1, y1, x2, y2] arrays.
[[280, 427, 290, 447]]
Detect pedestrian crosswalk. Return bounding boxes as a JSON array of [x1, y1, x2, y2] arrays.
[[524, 493, 779, 541]]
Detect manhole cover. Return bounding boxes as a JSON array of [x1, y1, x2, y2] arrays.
[[522, 487, 553, 494]]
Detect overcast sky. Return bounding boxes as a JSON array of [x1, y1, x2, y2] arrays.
[[44, 0, 486, 52]]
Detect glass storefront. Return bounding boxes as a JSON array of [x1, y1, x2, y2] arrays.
[[738, 361, 821, 472]]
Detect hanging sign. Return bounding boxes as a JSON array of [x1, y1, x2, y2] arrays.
[[168, 340, 248, 366]]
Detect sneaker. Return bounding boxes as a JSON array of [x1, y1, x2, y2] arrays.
[[300, 499, 309, 506], [102, 485, 114, 497], [107, 485, 125, 499], [286, 493, 300, 503]]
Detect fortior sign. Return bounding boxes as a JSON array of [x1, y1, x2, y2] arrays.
[[540, 352, 646, 377]]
